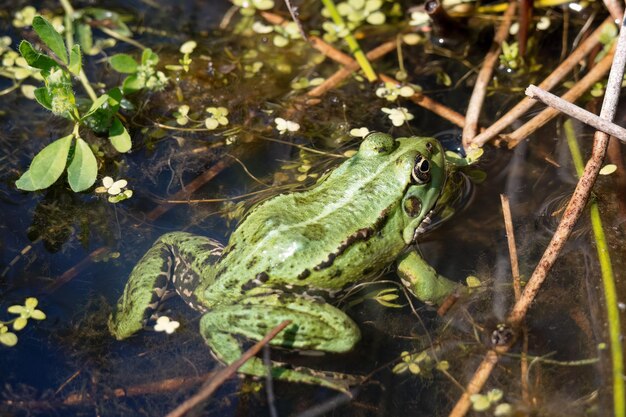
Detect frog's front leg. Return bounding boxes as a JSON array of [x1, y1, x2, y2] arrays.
[[199, 293, 362, 393], [397, 251, 461, 305], [109, 232, 222, 340]]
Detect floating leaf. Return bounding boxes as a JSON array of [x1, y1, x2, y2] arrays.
[[68, 44, 82, 75], [109, 117, 132, 153], [599, 164, 617, 175], [122, 74, 143, 93], [67, 138, 98, 191], [32, 16, 68, 64], [15, 134, 73, 191], [18, 40, 57, 72], [109, 53, 138, 73]]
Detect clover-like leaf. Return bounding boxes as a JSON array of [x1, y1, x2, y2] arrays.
[[67, 138, 98, 192], [109, 117, 132, 153], [32, 16, 68, 64], [18, 40, 57, 72], [15, 134, 73, 191]]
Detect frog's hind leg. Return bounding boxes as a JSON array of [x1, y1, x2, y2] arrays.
[[199, 294, 363, 393], [108, 231, 222, 340]]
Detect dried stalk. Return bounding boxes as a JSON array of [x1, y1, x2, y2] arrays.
[[166, 320, 291, 417], [469, 17, 615, 147], [461, 1, 516, 147], [525, 84, 626, 142], [447, 17, 626, 417], [505, 45, 615, 148], [500, 194, 521, 301]]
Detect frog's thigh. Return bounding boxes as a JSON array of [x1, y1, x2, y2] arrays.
[[396, 251, 459, 305], [201, 295, 360, 353], [109, 232, 222, 340], [199, 295, 361, 391]]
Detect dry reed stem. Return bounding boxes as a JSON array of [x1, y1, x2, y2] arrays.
[[506, 46, 615, 147], [500, 194, 521, 301], [166, 320, 291, 417], [469, 17, 615, 147], [602, 0, 624, 22], [447, 16, 626, 417], [307, 40, 396, 98], [525, 84, 626, 141], [461, 1, 517, 148]]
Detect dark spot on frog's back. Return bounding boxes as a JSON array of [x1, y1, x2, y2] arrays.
[[241, 280, 256, 292], [302, 223, 327, 241], [256, 272, 269, 282], [220, 244, 236, 259], [297, 269, 311, 280]]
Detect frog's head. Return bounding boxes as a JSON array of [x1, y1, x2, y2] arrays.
[[358, 133, 447, 244]]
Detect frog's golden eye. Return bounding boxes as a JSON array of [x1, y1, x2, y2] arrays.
[[412, 154, 431, 184]]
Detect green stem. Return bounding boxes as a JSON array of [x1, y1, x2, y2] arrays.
[[58, 0, 98, 102], [564, 119, 625, 417], [320, 0, 377, 82]]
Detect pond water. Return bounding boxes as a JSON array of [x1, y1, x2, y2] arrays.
[[1, 1, 625, 416]]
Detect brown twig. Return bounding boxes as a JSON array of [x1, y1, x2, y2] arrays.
[[469, 17, 615, 147], [525, 84, 626, 142], [447, 17, 626, 417], [500, 194, 521, 301], [602, 0, 624, 23], [461, 1, 517, 148], [166, 320, 291, 417], [505, 45, 615, 148]]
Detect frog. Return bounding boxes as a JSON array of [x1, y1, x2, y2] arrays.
[[108, 132, 460, 392]]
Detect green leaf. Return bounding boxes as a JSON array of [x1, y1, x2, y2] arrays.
[[15, 134, 73, 191], [67, 137, 98, 191], [0, 331, 18, 346], [109, 117, 132, 153], [81, 94, 109, 120], [122, 74, 143, 94], [18, 40, 58, 72], [109, 54, 138, 73], [68, 44, 82, 75], [32, 16, 68, 65], [34, 87, 52, 110], [141, 48, 159, 66]]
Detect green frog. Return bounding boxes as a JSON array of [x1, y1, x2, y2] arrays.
[[108, 133, 459, 392]]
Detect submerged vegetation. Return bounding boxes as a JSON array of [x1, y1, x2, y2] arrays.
[[0, 0, 625, 416]]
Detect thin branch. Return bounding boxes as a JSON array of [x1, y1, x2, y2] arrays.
[[447, 16, 626, 417], [500, 194, 521, 301], [469, 17, 615, 147], [525, 84, 626, 142], [461, 1, 517, 148], [166, 320, 291, 417], [505, 45, 615, 148]]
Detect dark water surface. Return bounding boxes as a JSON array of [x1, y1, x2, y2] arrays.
[[1, 1, 625, 416]]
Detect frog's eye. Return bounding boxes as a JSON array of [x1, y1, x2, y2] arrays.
[[412, 154, 431, 184]]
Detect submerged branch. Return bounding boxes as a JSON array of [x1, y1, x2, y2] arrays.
[[166, 320, 291, 417]]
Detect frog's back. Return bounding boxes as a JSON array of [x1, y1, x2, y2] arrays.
[[209, 146, 412, 299]]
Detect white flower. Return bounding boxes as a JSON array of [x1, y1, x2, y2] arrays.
[[275, 117, 300, 134], [381, 107, 414, 127], [350, 127, 370, 137], [96, 176, 128, 195], [154, 316, 180, 334]]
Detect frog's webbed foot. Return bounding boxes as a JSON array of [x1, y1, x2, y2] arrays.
[[396, 251, 462, 305], [199, 294, 364, 393], [108, 232, 223, 340]]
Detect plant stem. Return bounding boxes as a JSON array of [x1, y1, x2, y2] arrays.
[[563, 119, 625, 417], [58, 0, 98, 102], [320, 0, 377, 82]]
